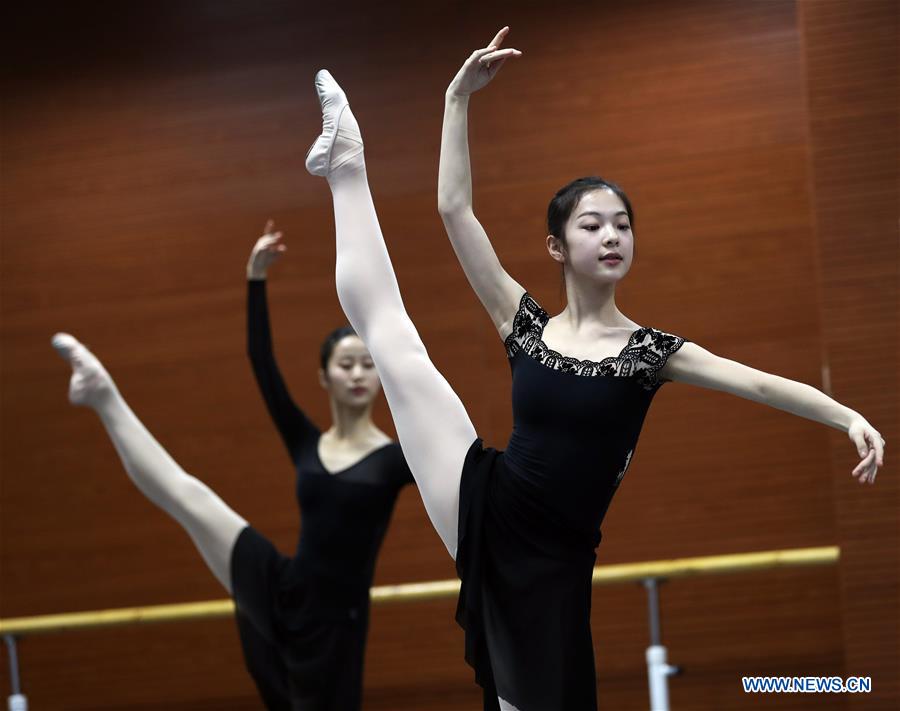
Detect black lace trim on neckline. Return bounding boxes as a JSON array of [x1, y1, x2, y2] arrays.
[[503, 292, 686, 390]]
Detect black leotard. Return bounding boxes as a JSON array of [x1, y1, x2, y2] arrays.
[[231, 281, 412, 710], [456, 292, 687, 711]]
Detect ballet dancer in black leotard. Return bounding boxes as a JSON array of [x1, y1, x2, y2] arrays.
[[52, 222, 412, 710], [303, 27, 886, 711]]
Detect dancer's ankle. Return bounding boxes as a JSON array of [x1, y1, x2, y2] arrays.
[[326, 151, 366, 184]]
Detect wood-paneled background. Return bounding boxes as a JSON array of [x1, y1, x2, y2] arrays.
[[2, 1, 896, 708]]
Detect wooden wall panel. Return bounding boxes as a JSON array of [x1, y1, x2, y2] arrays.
[[1, 0, 892, 708], [798, 0, 899, 707]]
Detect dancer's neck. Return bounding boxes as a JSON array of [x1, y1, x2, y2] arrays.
[[326, 402, 380, 442], [558, 278, 631, 332]]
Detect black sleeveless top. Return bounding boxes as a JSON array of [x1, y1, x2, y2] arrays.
[[456, 292, 687, 711]]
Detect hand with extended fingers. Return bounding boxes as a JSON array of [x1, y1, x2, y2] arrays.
[[447, 26, 522, 98], [247, 220, 286, 280], [847, 417, 886, 485]]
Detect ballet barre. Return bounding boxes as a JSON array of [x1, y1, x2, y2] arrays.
[[1, 546, 839, 711], [0, 546, 840, 637], [0, 546, 837, 635]]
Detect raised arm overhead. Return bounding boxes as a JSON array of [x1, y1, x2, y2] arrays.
[[438, 27, 525, 338]]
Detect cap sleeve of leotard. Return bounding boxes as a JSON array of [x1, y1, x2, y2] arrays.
[[631, 327, 689, 389], [392, 445, 415, 488], [504, 292, 548, 359]]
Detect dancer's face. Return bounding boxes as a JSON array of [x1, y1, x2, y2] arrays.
[[547, 189, 634, 284], [321, 336, 382, 407]]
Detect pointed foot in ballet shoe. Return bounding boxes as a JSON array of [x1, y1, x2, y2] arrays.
[[315, 69, 347, 112], [51, 332, 80, 356], [305, 69, 363, 177], [51, 332, 114, 407]]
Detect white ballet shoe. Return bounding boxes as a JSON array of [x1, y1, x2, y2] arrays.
[[51, 332, 114, 407], [305, 69, 363, 177]]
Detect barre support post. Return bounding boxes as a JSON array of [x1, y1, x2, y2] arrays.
[[4, 635, 27, 711], [643, 578, 679, 711]]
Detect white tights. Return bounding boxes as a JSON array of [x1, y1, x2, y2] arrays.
[[95, 392, 247, 592], [328, 155, 477, 559], [53, 339, 248, 595]]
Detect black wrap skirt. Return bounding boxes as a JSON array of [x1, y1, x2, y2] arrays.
[[230, 526, 367, 711], [456, 439, 600, 711]]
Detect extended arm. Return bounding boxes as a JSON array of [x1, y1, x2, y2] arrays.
[[438, 27, 525, 337], [662, 342, 886, 483], [247, 222, 318, 458]]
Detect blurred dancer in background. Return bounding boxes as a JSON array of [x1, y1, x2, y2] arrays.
[[52, 221, 414, 710]]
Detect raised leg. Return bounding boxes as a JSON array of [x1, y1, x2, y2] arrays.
[[306, 71, 477, 557], [52, 334, 248, 592]]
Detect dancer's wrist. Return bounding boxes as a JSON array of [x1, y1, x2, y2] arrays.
[[445, 89, 471, 105]]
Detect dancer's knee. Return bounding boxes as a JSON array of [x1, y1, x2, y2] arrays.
[[172, 475, 220, 521]]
